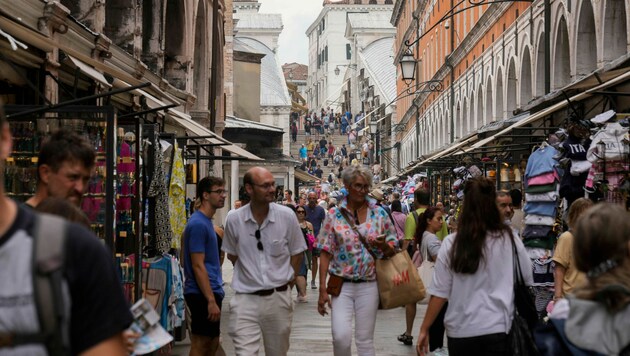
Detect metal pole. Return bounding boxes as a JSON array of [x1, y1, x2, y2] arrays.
[[544, 0, 551, 94], [450, 0, 456, 143], [6, 82, 151, 118]]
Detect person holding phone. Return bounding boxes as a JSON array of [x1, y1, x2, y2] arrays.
[[316, 165, 397, 356]]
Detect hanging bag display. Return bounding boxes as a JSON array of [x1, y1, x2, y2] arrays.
[[339, 209, 425, 309], [509, 235, 541, 356]]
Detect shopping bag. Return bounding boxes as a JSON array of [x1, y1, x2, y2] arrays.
[[417, 259, 434, 304], [375, 251, 425, 309]]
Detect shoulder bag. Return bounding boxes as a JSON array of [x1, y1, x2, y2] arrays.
[[509, 233, 541, 356], [339, 209, 425, 309], [417, 235, 434, 304]]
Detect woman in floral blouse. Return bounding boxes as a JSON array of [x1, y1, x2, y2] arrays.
[[316, 165, 397, 356]]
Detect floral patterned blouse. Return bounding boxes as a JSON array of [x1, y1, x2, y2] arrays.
[[316, 196, 397, 281]]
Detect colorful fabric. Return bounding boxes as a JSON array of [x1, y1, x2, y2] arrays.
[[525, 183, 557, 194], [316, 196, 397, 281], [527, 172, 560, 186], [169, 145, 186, 248], [148, 140, 173, 253], [525, 146, 558, 179]]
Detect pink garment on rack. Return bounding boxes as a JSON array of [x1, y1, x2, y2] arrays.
[[585, 160, 629, 188], [527, 171, 560, 186]]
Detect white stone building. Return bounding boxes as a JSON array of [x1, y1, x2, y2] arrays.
[[305, 0, 394, 113]]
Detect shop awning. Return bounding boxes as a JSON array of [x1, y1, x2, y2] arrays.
[[294, 169, 319, 183], [380, 175, 400, 184], [167, 109, 263, 161], [65, 55, 111, 88], [412, 134, 478, 169], [225, 115, 284, 133], [461, 67, 630, 153]]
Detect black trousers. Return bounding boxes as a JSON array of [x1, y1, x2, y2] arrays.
[[448, 332, 509, 356], [429, 302, 448, 351]]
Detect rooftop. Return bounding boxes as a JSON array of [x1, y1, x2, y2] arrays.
[[234, 13, 283, 30], [361, 37, 396, 103]]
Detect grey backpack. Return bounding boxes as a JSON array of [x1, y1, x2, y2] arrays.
[[5, 214, 70, 355]]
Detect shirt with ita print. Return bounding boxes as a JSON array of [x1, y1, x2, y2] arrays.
[[316, 196, 397, 281]]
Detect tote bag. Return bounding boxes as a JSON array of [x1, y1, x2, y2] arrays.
[[375, 251, 426, 309], [417, 241, 434, 304]]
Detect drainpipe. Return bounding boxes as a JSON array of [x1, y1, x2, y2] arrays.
[[449, 0, 456, 143], [544, 0, 551, 94]]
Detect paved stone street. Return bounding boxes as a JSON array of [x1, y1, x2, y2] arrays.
[[172, 263, 426, 355]]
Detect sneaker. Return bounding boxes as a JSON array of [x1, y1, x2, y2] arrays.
[[311, 281, 317, 289], [297, 295, 308, 303], [432, 347, 449, 356], [397, 332, 413, 346]]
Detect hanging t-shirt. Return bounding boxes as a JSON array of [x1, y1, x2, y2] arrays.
[[525, 145, 558, 179]]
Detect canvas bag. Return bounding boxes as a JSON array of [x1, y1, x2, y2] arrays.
[[417, 233, 435, 304], [339, 209, 425, 309]]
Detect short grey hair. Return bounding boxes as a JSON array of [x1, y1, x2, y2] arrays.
[[341, 165, 373, 187]]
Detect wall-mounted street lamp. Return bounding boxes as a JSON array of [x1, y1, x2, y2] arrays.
[[399, 50, 417, 84], [334, 64, 357, 76]]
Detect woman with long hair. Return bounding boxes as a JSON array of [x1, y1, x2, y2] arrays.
[[416, 177, 532, 356], [551, 198, 593, 302], [409, 207, 448, 354], [538, 204, 630, 355], [390, 200, 407, 242]]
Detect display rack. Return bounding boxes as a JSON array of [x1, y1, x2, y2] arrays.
[[4, 105, 117, 250]]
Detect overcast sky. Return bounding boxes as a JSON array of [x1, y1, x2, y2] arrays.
[[258, 0, 323, 66]]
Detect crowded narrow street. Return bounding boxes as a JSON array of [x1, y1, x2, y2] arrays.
[[172, 263, 424, 355]]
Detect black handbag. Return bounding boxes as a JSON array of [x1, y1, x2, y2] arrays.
[[509, 235, 541, 355]]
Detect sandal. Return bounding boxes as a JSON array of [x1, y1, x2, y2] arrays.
[[397, 332, 413, 346]]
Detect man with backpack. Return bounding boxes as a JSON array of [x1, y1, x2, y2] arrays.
[[0, 106, 132, 355]]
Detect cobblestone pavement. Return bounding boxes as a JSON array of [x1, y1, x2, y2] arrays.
[[172, 263, 426, 355]]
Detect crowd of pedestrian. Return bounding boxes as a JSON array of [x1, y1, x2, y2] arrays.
[[294, 108, 383, 187], [2, 97, 629, 356]]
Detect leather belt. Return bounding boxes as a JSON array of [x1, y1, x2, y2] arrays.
[[250, 283, 289, 296], [343, 278, 370, 283]]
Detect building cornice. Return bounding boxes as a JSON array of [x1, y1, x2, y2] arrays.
[[306, 4, 394, 35], [391, 0, 406, 26]]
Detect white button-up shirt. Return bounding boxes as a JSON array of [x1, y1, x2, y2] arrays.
[[223, 203, 307, 293]]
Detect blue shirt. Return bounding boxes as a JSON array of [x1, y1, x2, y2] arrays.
[[523, 202, 557, 217], [305, 204, 326, 236], [299, 146, 307, 159], [525, 146, 558, 179], [183, 211, 224, 296]]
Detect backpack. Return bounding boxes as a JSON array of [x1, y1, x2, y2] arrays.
[[323, 158, 329, 166], [333, 155, 341, 165], [6, 214, 70, 355]]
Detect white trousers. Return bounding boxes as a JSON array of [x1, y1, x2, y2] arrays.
[[228, 289, 294, 355], [331, 281, 379, 356]]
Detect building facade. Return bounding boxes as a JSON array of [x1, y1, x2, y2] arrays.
[[306, 0, 394, 113], [391, 0, 630, 174]]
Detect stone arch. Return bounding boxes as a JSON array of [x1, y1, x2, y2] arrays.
[[506, 58, 518, 116], [495, 66, 504, 121], [553, 16, 571, 89], [485, 76, 493, 124], [193, 0, 208, 109], [476, 84, 483, 130], [602, 0, 628, 62], [575, 0, 597, 77], [164, 0, 188, 90], [520, 46, 533, 107]]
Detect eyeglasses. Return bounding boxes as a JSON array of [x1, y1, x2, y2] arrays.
[[296, 210, 306, 214], [208, 189, 227, 195], [252, 182, 276, 190], [351, 183, 371, 192], [255, 229, 264, 251]]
